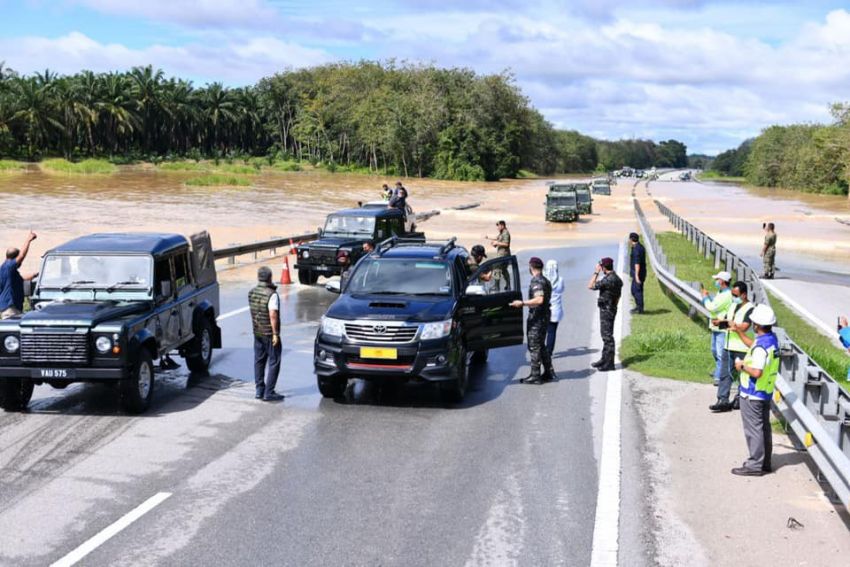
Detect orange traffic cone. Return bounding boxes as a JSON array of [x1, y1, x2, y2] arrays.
[[280, 255, 293, 285]]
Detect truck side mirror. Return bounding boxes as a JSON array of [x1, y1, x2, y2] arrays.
[[317, 226, 323, 237], [159, 280, 172, 298], [465, 284, 485, 296]]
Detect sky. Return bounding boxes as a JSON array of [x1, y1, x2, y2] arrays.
[[2, 0, 850, 155]]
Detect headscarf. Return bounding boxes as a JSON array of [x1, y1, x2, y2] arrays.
[[543, 259, 561, 288]]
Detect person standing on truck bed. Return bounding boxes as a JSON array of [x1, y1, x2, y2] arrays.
[[511, 257, 557, 384], [249, 266, 284, 402], [488, 220, 511, 291], [0, 231, 39, 319]]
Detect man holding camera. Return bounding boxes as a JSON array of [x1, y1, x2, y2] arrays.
[[701, 271, 733, 385], [588, 257, 623, 372], [710, 281, 754, 412]]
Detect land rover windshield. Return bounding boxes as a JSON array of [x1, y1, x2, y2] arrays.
[[323, 215, 376, 237], [549, 195, 576, 206], [37, 254, 153, 298], [346, 258, 453, 296]]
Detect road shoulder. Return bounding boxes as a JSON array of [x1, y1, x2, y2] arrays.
[[626, 371, 850, 566]]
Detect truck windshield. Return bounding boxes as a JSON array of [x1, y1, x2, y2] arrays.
[[39, 255, 153, 291], [346, 258, 453, 296], [549, 196, 576, 206], [576, 191, 591, 203], [324, 215, 376, 236]]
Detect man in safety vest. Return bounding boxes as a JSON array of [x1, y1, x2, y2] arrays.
[[731, 304, 779, 476], [710, 281, 754, 413], [701, 271, 733, 385]]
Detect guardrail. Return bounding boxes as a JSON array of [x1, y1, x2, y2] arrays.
[[210, 207, 443, 264], [213, 232, 319, 263], [634, 197, 850, 511]]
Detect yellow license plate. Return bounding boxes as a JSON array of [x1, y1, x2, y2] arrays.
[[360, 347, 398, 360]]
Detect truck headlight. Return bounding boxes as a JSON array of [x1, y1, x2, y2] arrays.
[[420, 320, 452, 340], [301, 250, 310, 259], [3, 335, 20, 353], [321, 317, 346, 337], [95, 336, 113, 353]]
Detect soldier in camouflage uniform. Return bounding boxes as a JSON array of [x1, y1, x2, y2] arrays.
[[489, 221, 511, 291], [511, 257, 557, 384], [760, 222, 776, 279]]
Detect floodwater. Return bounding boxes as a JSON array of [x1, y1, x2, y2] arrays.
[[649, 176, 850, 282], [0, 167, 631, 280]]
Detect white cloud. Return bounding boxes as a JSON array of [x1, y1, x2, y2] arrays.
[[0, 32, 332, 83], [76, 0, 278, 28]]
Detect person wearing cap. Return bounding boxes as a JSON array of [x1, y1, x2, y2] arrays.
[[588, 257, 623, 371], [467, 244, 487, 273], [628, 232, 646, 314], [731, 304, 780, 476], [249, 266, 284, 401], [710, 281, 754, 412], [701, 271, 733, 385], [510, 257, 556, 383], [381, 183, 392, 202], [543, 259, 564, 356], [488, 221, 512, 291]]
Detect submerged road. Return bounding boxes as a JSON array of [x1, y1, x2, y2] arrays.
[[0, 244, 652, 566]]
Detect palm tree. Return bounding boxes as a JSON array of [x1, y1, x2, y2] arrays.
[[129, 65, 164, 153], [95, 73, 139, 154], [202, 83, 236, 153], [11, 76, 64, 158]]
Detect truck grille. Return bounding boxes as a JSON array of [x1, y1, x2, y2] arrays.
[[304, 249, 337, 264], [344, 322, 419, 344], [21, 332, 90, 364]]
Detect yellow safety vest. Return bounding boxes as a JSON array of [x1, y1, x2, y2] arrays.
[[724, 302, 755, 353]]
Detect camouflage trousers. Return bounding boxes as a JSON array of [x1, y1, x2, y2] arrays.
[[763, 249, 775, 278], [492, 264, 511, 292], [528, 320, 554, 378]]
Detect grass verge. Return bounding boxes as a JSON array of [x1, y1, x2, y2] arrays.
[[0, 159, 27, 172], [184, 174, 251, 187], [40, 158, 117, 174], [622, 230, 850, 386], [620, 246, 714, 383], [697, 171, 746, 183]]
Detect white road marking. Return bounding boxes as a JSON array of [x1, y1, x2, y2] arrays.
[[590, 240, 626, 567], [50, 492, 172, 567], [217, 306, 249, 321]]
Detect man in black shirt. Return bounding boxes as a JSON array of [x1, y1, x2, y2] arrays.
[[511, 257, 557, 384], [629, 232, 646, 314], [588, 257, 623, 371]]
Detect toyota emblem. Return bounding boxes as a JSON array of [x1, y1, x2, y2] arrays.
[[372, 325, 387, 334]]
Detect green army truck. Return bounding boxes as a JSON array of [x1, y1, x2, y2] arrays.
[[545, 184, 579, 222], [575, 184, 593, 215]]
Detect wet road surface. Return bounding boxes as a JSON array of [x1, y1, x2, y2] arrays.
[[0, 244, 644, 566]]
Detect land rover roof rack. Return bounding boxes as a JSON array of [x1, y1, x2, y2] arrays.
[[374, 236, 459, 257]]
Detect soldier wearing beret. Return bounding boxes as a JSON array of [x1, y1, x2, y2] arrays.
[[588, 257, 623, 372], [511, 257, 557, 384]]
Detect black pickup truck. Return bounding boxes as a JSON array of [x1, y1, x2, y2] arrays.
[[294, 204, 423, 285], [314, 237, 524, 402], [0, 232, 222, 413]]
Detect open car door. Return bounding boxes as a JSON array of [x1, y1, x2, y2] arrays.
[[189, 231, 216, 287], [460, 255, 524, 351]]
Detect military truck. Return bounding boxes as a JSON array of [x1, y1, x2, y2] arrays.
[[575, 184, 593, 214], [545, 184, 579, 222], [294, 204, 424, 285], [0, 232, 222, 413], [591, 178, 611, 196]]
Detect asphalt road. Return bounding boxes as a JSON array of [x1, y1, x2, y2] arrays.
[[0, 244, 650, 566]]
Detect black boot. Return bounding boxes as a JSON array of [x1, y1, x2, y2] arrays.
[[591, 360, 604, 368], [709, 398, 733, 412], [731, 395, 740, 410]]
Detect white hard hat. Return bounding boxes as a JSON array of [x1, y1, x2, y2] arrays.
[[750, 304, 777, 326], [711, 271, 732, 282]]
